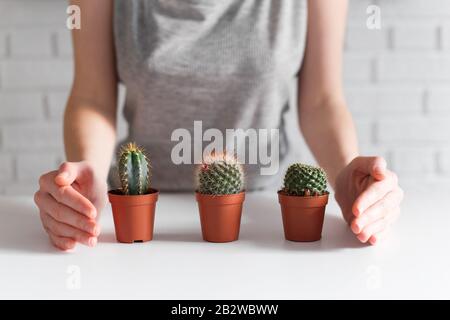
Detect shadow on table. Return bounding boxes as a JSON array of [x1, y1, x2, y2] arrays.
[[99, 231, 203, 243], [100, 192, 203, 244], [154, 232, 203, 243], [149, 192, 204, 243], [240, 193, 366, 252], [0, 198, 56, 254]]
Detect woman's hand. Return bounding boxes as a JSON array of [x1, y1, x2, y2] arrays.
[[335, 156, 404, 245], [34, 161, 107, 251]]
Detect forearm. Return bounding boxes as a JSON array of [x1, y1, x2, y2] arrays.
[[64, 95, 117, 182], [299, 98, 358, 189]]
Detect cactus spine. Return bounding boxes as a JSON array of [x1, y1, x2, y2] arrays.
[[118, 142, 151, 195], [283, 163, 328, 196], [196, 153, 244, 195]]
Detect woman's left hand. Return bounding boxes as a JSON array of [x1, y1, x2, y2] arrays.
[[334, 156, 404, 245]]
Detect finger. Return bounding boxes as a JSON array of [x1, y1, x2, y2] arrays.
[[352, 156, 387, 180], [39, 175, 96, 219], [52, 186, 96, 219], [38, 170, 58, 189], [369, 227, 391, 246], [36, 191, 100, 236], [55, 161, 93, 187], [42, 212, 97, 247], [351, 189, 403, 233], [356, 217, 389, 243], [55, 162, 79, 186], [48, 232, 77, 251], [352, 171, 397, 217], [369, 157, 387, 181]]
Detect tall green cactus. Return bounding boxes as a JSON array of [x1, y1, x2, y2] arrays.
[[196, 153, 244, 195], [118, 142, 151, 195], [283, 163, 328, 196]]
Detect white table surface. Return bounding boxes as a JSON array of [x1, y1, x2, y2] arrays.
[[0, 190, 449, 299]]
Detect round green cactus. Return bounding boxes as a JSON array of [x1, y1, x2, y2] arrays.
[[196, 153, 244, 195], [118, 142, 151, 195], [282, 163, 328, 196]]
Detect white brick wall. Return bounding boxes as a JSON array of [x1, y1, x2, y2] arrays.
[[345, 26, 387, 51], [0, 92, 44, 120], [46, 91, 68, 120], [443, 23, 450, 50], [16, 153, 59, 182], [379, 0, 450, 16], [9, 28, 54, 57], [439, 149, 450, 174], [428, 88, 450, 114], [0, 0, 69, 194], [346, 87, 423, 116], [2, 60, 73, 88], [2, 123, 63, 150], [342, 0, 450, 191], [392, 24, 438, 50], [344, 55, 374, 82], [0, 31, 7, 58], [0, 0, 449, 195], [0, 154, 13, 182], [378, 55, 450, 81]]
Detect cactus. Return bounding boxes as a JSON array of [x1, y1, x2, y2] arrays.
[[282, 163, 328, 196], [196, 153, 244, 195], [118, 142, 151, 195]]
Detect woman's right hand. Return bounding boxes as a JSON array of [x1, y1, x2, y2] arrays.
[[34, 161, 107, 251]]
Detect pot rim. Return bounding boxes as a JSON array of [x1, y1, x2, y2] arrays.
[[108, 188, 159, 205], [195, 190, 245, 205], [278, 190, 328, 207], [108, 188, 159, 196]]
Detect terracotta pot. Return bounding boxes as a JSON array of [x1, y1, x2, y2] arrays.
[[278, 191, 328, 242], [195, 192, 245, 243], [108, 189, 159, 243]]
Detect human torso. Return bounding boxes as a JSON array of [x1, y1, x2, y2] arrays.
[[111, 0, 308, 191]]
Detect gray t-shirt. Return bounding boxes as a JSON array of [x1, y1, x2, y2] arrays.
[[110, 0, 308, 191]]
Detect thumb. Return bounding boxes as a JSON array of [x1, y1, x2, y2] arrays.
[[369, 156, 387, 181], [54, 162, 82, 186], [352, 156, 387, 181]]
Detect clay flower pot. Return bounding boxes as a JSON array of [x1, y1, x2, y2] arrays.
[[278, 191, 328, 242], [108, 188, 159, 243], [195, 191, 245, 243]]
